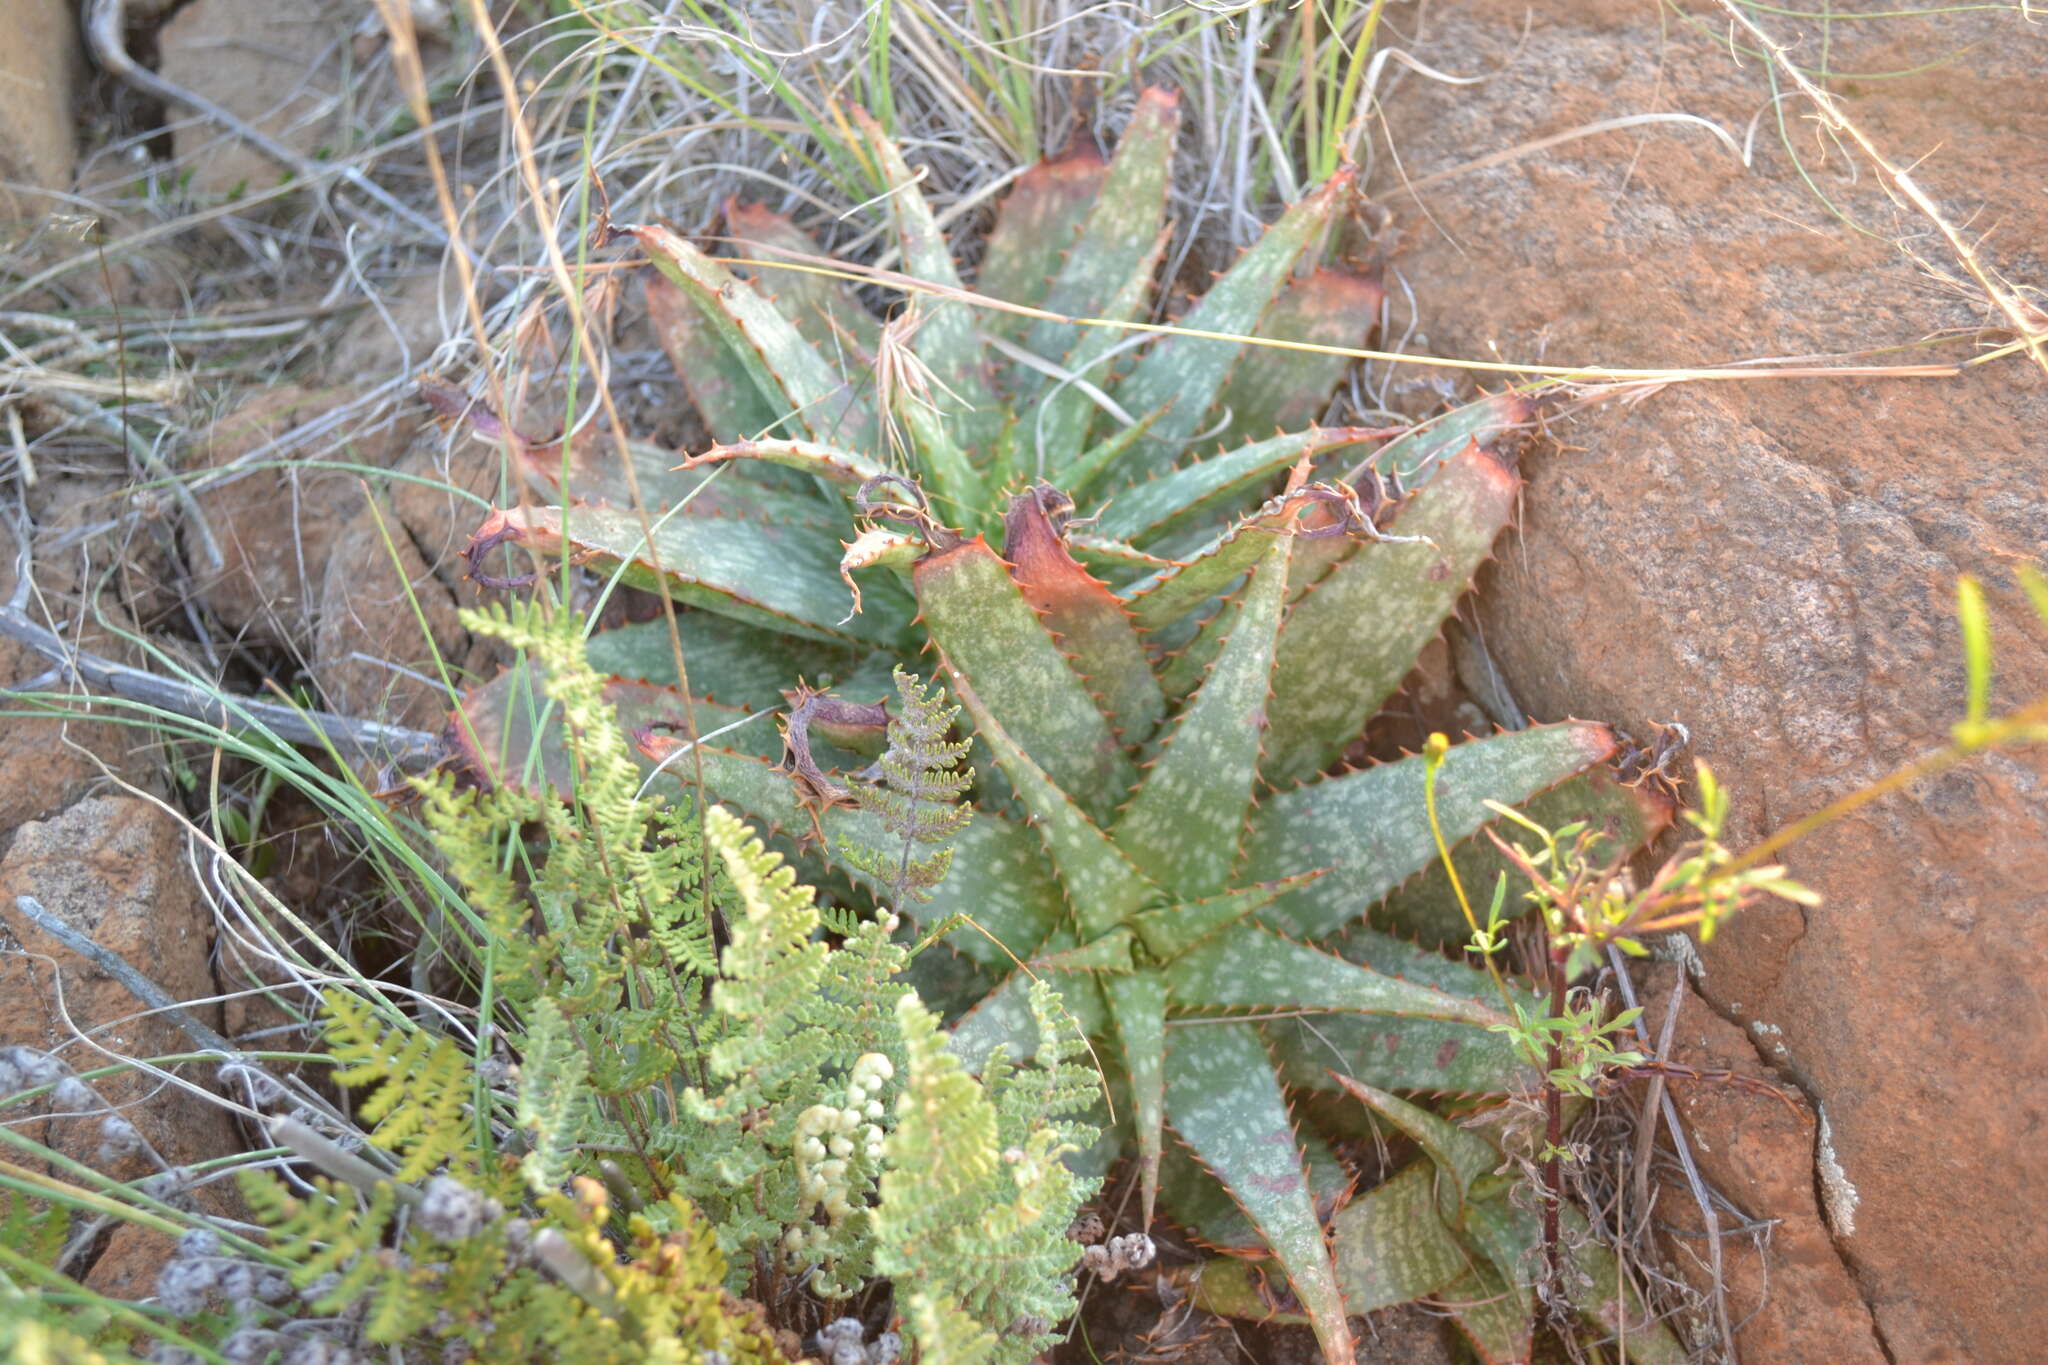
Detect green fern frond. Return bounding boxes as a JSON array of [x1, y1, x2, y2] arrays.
[[517, 998, 592, 1195], [841, 668, 974, 907], [875, 985, 1096, 1362], [322, 991, 473, 1181]]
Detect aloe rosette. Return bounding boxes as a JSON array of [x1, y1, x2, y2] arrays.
[[447, 90, 1671, 1361]]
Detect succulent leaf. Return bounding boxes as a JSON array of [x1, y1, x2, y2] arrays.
[[1092, 427, 1398, 551], [1010, 87, 1179, 419], [630, 222, 878, 449], [1127, 873, 1324, 962], [1157, 1128, 1351, 1254], [1210, 267, 1385, 448], [1104, 972, 1170, 1224], [976, 133, 1109, 342], [1329, 1074, 1499, 1219], [468, 504, 910, 647], [1376, 770, 1674, 947], [1266, 1011, 1531, 1096], [677, 437, 892, 489], [1163, 1022, 1352, 1361], [1115, 170, 1355, 472], [723, 198, 883, 357], [937, 659, 1157, 940], [849, 108, 999, 451], [1328, 1161, 1469, 1314], [949, 967, 1106, 1071], [1245, 723, 1620, 942], [1114, 528, 1292, 897], [915, 537, 1137, 822], [645, 272, 788, 443], [1001, 485, 1164, 746], [579, 615, 864, 712], [1262, 438, 1522, 785], [1162, 924, 1501, 1027]]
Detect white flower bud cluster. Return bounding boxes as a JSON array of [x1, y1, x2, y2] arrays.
[[782, 1053, 895, 1280], [1080, 1232, 1156, 1283], [417, 1175, 505, 1242], [816, 1317, 901, 1365]]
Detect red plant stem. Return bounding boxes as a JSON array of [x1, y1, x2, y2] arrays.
[[1543, 943, 1568, 1298]]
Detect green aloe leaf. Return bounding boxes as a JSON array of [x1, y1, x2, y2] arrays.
[[1115, 529, 1291, 898], [1265, 1009, 1531, 1096], [1459, 1196, 1689, 1364], [914, 537, 1137, 822], [1128, 873, 1325, 962], [1093, 427, 1395, 550], [629, 223, 877, 450], [1262, 438, 1522, 785], [724, 198, 883, 358], [454, 668, 781, 794], [1209, 266, 1384, 450], [1164, 1022, 1352, 1363], [1026, 89, 1177, 358], [1115, 170, 1355, 473], [939, 660, 1157, 941], [1246, 722, 1619, 942], [1118, 500, 1292, 630], [468, 504, 910, 647], [1154, 595, 1240, 704], [849, 108, 998, 451], [1377, 771, 1674, 948], [1330, 1074, 1499, 1219], [1001, 487, 1164, 746], [1368, 390, 1535, 482], [1329, 1161, 1470, 1314], [976, 134, 1109, 341], [1163, 924, 1501, 1027], [509, 421, 840, 530], [673, 437, 891, 490], [1442, 1261, 1533, 1365], [1032, 931, 1135, 975], [581, 614, 865, 711], [1023, 228, 1176, 479], [645, 272, 786, 443], [1158, 1126, 1350, 1253], [1104, 971, 1169, 1223], [623, 737, 1067, 965]]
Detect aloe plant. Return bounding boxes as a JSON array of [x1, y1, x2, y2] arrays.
[[445, 89, 1671, 1362]]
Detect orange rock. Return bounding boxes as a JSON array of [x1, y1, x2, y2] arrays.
[[1380, 7, 2048, 1359]]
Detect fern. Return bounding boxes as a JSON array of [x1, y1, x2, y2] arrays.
[[517, 998, 592, 1195], [874, 983, 1099, 1360], [322, 990, 474, 1182], [841, 667, 974, 908]]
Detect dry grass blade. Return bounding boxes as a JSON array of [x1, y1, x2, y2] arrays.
[[1711, 0, 2048, 380]]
